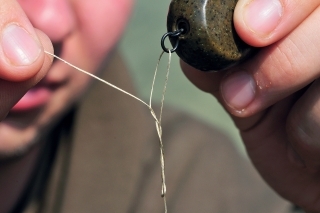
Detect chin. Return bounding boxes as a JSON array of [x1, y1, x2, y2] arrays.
[[0, 120, 38, 160], [0, 101, 61, 160]]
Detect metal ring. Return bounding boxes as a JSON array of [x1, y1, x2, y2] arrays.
[[161, 29, 183, 53]]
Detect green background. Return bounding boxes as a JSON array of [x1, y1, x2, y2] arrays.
[[119, 0, 244, 152]]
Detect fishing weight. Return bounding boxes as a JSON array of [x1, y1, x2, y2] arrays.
[[165, 0, 255, 71]]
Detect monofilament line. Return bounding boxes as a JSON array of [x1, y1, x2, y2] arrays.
[[149, 50, 172, 213], [44, 50, 172, 213]]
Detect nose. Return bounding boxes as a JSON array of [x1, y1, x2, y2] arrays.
[[18, 0, 75, 42]]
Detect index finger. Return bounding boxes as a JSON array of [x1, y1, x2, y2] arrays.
[[234, 0, 320, 47]]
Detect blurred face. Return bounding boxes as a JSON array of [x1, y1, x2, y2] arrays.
[[0, 0, 133, 156]]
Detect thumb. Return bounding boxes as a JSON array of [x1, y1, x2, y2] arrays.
[[0, 0, 53, 120]]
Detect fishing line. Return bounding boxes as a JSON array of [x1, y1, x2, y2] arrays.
[[44, 50, 172, 213]]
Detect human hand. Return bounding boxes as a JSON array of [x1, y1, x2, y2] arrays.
[[0, 0, 53, 120], [181, 0, 320, 212]]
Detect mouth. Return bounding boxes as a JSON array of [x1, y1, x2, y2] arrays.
[[10, 43, 63, 112]]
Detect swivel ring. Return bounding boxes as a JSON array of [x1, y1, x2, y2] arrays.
[[161, 29, 184, 53]]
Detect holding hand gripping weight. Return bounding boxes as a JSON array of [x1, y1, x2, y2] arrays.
[[166, 0, 255, 71]]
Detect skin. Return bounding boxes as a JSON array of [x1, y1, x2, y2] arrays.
[[181, 0, 320, 212], [2, 0, 320, 212], [0, 0, 133, 212], [0, 0, 133, 155]]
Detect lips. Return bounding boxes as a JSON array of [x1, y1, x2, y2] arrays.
[[11, 85, 51, 112]]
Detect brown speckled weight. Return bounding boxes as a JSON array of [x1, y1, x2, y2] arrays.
[[167, 0, 255, 71]]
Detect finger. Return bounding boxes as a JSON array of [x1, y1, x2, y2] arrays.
[[0, 29, 53, 120], [234, 0, 320, 47], [0, 0, 50, 81], [220, 5, 320, 117], [181, 60, 267, 131], [180, 60, 224, 96], [0, 0, 53, 120], [286, 79, 320, 172]]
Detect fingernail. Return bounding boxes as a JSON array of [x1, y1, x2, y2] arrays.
[[244, 0, 283, 35], [221, 71, 255, 110], [1, 24, 41, 66]]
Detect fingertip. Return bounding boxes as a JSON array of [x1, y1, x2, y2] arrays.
[[234, 0, 283, 47], [0, 0, 53, 82], [0, 24, 47, 82], [25, 29, 54, 85], [35, 29, 54, 68], [2, 24, 42, 66], [0, 27, 53, 83]]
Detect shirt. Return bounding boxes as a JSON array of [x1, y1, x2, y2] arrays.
[[18, 51, 293, 213]]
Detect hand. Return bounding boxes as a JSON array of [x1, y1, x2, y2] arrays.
[[0, 0, 53, 120], [181, 0, 320, 212]]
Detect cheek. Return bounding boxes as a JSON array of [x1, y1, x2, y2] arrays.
[[73, 0, 133, 58], [70, 74, 92, 101]]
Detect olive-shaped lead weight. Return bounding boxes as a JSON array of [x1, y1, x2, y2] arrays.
[[167, 0, 255, 71]]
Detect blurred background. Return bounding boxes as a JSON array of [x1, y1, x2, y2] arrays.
[[119, 0, 244, 153]]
